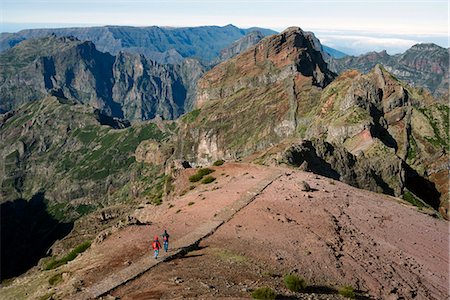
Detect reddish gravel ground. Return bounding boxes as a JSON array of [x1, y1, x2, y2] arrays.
[[53, 163, 448, 299]]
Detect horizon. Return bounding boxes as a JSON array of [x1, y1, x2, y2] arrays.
[[1, 0, 448, 55], [1, 22, 447, 56]]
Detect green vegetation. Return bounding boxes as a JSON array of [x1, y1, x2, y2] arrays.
[[189, 173, 204, 182], [338, 285, 356, 299], [201, 176, 216, 184], [38, 292, 55, 300], [402, 191, 426, 208], [197, 168, 214, 176], [213, 159, 225, 166], [44, 241, 91, 270], [75, 204, 96, 216], [283, 274, 307, 292], [251, 287, 276, 300], [48, 273, 63, 285], [189, 168, 215, 182], [417, 105, 449, 151], [407, 136, 418, 161], [182, 108, 201, 123]]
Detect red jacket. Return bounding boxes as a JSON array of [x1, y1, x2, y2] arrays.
[[152, 240, 161, 250]]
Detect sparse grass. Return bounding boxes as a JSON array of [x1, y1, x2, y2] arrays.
[[44, 241, 91, 270], [402, 191, 426, 208], [48, 273, 63, 285], [182, 108, 201, 123], [338, 285, 356, 299], [201, 176, 216, 184], [217, 249, 247, 263], [38, 292, 55, 300], [213, 159, 225, 166], [283, 274, 307, 292], [251, 287, 276, 299], [407, 136, 418, 161], [262, 271, 279, 278]]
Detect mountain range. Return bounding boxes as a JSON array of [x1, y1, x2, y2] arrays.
[[327, 43, 449, 98], [0, 24, 448, 295]]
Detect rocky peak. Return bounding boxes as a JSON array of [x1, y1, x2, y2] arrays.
[[214, 30, 265, 64], [196, 26, 335, 107], [408, 43, 443, 52], [262, 26, 336, 87]]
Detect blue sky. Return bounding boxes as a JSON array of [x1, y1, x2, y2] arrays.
[[1, 0, 448, 55]]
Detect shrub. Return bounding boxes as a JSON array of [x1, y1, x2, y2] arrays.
[[251, 287, 276, 299], [201, 176, 216, 184], [189, 173, 203, 182], [188, 201, 195, 206], [189, 168, 214, 182], [283, 274, 307, 292], [45, 241, 91, 270], [48, 273, 63, 285], [338, 285, 356, 299], [197, 168, 214, 177], [213, 159, 225, 166]]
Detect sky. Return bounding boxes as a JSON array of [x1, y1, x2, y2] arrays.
[[1, 0, 448, 55]]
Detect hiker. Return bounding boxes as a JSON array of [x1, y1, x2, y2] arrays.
[[152, 236, 161, 259], [162, 229, 170, 252]]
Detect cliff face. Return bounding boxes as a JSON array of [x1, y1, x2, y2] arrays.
[[0, 35, 202, 121], [176, 29, 449, 217], [327, 43, 449, 98], [177, 27, 336, 164], [213, 30, 266, 64]]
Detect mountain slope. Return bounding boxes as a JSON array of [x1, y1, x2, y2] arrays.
[[0, 35, 204, 120], [327, 43, 449, 97], [176, 28, 449, 218], [177, 26, 335, 161], [2, 164, 448, 299], [0, 96, 173, 209]]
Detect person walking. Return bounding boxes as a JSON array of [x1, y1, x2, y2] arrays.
[[152, 235, 161, 259], [162, 230, 170, 252]]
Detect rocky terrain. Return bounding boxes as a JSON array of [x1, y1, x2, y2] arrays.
[[1, 163, 448, 299], [327, 43, 449, 98], [176, 27, 449, 218], [0, 35, 204, 120]]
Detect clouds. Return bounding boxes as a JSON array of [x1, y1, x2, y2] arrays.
[[317, 34, 420, 55], [313, 30, 448, 55]]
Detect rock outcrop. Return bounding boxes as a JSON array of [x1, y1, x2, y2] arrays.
[[177, 27, 336, 164], [327, 43, 449, 98], [0, 35, 200, 121]]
